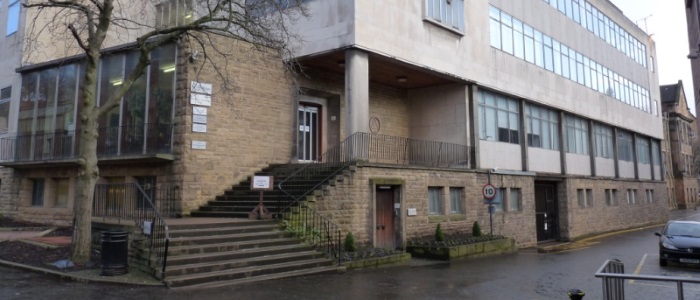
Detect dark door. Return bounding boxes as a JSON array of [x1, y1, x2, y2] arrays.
[[376, 188, 395, 249], [297, 103, 320, 161], [535, 183, 558, 242]]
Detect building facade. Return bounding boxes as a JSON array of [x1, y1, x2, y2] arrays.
[[0, 0, 667, 249], [687, 0, 700, 134], [661, 81, 698, 209]]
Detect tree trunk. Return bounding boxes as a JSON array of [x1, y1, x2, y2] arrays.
[[71, 51, 101, 265]]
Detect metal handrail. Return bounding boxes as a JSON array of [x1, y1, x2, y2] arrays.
[[594, 258, 700, 300], [92, 182, 175, 278]]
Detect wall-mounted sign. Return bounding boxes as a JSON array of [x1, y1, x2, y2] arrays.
[[192, 124, 207, 133], [193, 114, 207, 124], [192, 140, 207, 150], [407, 208, 417, 216], [251, 176, 274, 190], [193, 106, 208, 115], [190, 81, 213, 95], [190, 93, 212, 107]]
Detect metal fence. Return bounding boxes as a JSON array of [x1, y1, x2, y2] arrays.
[[595, 258, 700, 300], [0, 123, 173, 162], [92, 182, 178, 278]]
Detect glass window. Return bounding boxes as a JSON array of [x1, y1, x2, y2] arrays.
[[543, 35, 554, 71], [593, 123, 613, 158], [492, 188, 506, 211], [617, 130, 633, 162], [7, 0, 19, 36], [0, 87, 10, 133], [32, 178, 45, 207], [426, 0, 465, 31], [501, 12, 514, 55], [565, 115, 588, 155], [478, 91, 519, 144], [450, 187, 463, 214], [577, 189, 585, 208], [513, 19, 524, 59], [428, 187, 442, 215], [534, 30, 544, 68], [489, 6, 501, 49], [526, 104, 559, 150], [524, 25, 535, 63], [509, 188, 521, 211], [586, 189, 593, 207], [637, 137, 650, 164], [605, 189, 618, 206]]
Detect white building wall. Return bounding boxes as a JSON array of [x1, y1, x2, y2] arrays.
[[566, 153, 591, 175], [619, 161, 635, 178], [595, 157, 616, 177], [528, 148, 560, 174], [479, 141, 521, 170]]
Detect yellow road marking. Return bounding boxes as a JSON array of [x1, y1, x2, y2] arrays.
[[630, 253, 647, 284]]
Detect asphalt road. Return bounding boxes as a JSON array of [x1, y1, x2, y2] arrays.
[[3, 211, 700, 300]]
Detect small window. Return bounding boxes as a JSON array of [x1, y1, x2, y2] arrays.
[[492, 188, 506, 212], [0, 87, 10, 133], [32, 179, 45, 207], [426, 0, 465, 32], [586, 189, 593, 207], [626, 189, 637, 204], [428, 187, 443, 215], [449, 187, 463, 214], [605, 189, 618, 206], [646, 189, 654, 203], [509, 188, 521, 211], [577, 189, 585, 208], [7, 0, 19, 36], [55, 178, 70, 208]]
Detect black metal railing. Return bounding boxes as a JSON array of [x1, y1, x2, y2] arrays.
[[594, 258, 700, 300], [92, 182, 179, 278], [0, 123, 173, 162], [276, 132, 472, 264]]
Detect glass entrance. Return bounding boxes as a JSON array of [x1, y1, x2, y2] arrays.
[[535, 183, 559, 242], [297, 104, 319, 161]]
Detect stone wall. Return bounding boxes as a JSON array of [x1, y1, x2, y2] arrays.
[[312, 164, 669, 249], [0, 167, 19, 218]]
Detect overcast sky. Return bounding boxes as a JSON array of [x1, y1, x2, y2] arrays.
[[609, 0, 695, 115]]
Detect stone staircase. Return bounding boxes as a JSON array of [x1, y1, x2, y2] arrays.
[[163, 219, 344, 289]]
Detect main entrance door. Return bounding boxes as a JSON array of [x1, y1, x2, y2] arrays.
[[297, 103, 320, 161], [535, 183, 558, 242], [375, 188, 395, 249]]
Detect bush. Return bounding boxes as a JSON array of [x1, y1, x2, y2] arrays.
[[435, 224, 445, 242], [344, 232, 357, 252], [472, 221, 482, 237]]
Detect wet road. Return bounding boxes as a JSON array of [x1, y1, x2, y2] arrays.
[[3, 212, 700, 300]]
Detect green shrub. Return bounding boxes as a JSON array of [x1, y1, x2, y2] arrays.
[[472, 221, 482, 237], [435, 223, 445, 242], [344, 232, 357, 252]]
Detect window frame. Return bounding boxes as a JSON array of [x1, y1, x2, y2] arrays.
[[31, 178, 45, 207], [508, 188, 521, 212], [425, 0, 465, 33], [6, 0, 20, 36], [449, 187, 463, 214], [0, 86, 10, 133], [428, 187, 443, 215], [478, 90, 520, 144]]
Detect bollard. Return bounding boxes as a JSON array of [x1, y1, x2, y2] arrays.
[[567, 289, 585, 300]]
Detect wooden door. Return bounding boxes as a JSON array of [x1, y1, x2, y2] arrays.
[[535, 183, 558, 242], [376, 188, 395, 249]]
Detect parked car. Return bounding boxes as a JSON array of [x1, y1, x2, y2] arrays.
[[655, 221, 700, 266]]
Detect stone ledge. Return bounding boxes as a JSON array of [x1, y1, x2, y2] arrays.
[[342, 253, 411, 270], [407, 238, 517, 261]]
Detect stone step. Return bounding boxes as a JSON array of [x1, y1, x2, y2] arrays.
[[165, 250, 325, 277], [165, 258, 335, 287], [168, 230, 289, 247], [167, 219, 276, 231], [173, 266, 345, 290], [167, 243, 314, 266], [207, 199, 287, 207], [169, 224, 279, 238], [167, 237, 301, 256], [190, 211, 255, 218]]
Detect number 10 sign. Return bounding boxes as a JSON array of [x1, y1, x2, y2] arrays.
[[482, 183, 497, 200]]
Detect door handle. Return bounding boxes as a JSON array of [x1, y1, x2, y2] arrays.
[[377, 225, 381, 229]]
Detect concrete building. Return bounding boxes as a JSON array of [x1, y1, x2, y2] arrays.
[[661, 81, 698, 209], [0, 0, 667, 252]]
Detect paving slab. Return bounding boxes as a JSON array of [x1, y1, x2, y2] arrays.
[[0, 230, 47, 242]]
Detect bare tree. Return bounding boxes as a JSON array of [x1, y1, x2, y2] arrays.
[[22, 0, 308, 264]]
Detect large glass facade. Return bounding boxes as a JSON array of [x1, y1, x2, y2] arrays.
[[14, 44, 176, 161]]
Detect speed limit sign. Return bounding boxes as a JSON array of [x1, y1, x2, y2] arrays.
[[482, 183, 497, 200]]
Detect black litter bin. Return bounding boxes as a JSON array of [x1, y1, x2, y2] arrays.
[[100, 231, 129, 276]]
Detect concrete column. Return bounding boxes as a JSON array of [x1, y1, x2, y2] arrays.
[[519, 100, 528, 172], [559, 112, 567, 175], [468, 85, 480, 169], [632, 134, 639, 180], [588, 120, 596, 177], [612, 128, 620, 178], [345, 49, 370, 136], [649, 138, 656, 181]]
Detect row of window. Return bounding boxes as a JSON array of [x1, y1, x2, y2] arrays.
[[541, 0, 647, 67], [31, 178, 70, 208], [489, 6, 653, 115], [1, 0, 20, 36], [427, 186, 522, 215], [580, 188, 654, 208], [477, 89, 661, 164]]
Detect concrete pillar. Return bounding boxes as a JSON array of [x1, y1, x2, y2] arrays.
[[612, 128, 620, 178], [588, 120, 596, 177], [468, 85, 480, 169], [519, 99, 528, 172], [559, 112, 567, 175], [345, 49, 370, 136], [632, 134, 639, 180]]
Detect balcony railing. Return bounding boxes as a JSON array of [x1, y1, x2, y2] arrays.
[[0, 123, 173, 163]]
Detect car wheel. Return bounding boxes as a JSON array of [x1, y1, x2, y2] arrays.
[[659, 258, 667, 266]]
